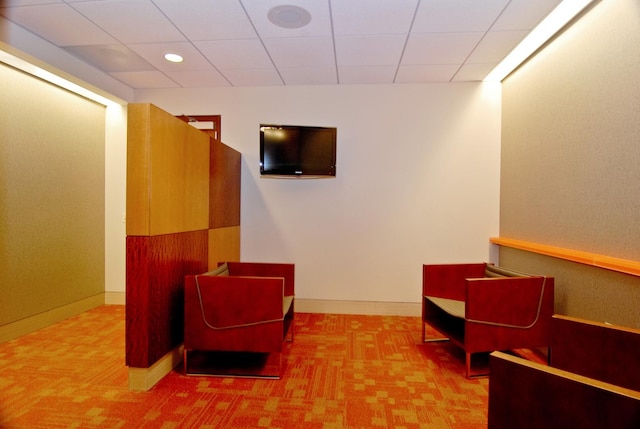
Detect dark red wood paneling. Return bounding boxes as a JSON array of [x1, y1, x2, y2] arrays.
[[550, 316, 640, 391], [488, 353, 640, 429], [125, 236, 150, 366], [126, 230, 208, 368]]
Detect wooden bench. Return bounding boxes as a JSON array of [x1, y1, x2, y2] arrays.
[[488, 315, 640, 428]]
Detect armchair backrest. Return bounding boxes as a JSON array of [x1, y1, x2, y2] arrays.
[[226, 262, 295, 297], [423, 263, 486, 300], [465, 276, 553, 329]]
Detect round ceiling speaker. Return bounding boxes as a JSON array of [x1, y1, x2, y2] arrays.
[[267, 5, 312, 29]]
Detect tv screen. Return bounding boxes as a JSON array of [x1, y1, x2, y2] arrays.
[[260, 124, 337, 177]]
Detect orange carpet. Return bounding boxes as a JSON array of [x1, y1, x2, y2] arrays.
[[0, 306, 489, 428]]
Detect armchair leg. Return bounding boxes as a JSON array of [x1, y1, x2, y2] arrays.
[[287, 320, 294, 342], [284, 316, 294, 343], [289, 325, 294, 342], [465, 352, 489, 379]]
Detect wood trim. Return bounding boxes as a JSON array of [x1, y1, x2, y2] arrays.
[[490, 237, 640, 277], [553, 314, 640, 335], [175, 115, 221, 141]]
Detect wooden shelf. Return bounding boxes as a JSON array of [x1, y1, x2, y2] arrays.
[[490, 237, 640, 277]]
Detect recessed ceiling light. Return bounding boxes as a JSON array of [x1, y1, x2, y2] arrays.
[[164, 53, 183, 63], [267, 5, 312, 29]]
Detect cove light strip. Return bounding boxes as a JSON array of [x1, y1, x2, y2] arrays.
[[0, 48, 122, 107], [484, 0, 596, 82]]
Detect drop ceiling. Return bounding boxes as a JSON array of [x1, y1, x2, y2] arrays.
[[0, 0, 562, 89]]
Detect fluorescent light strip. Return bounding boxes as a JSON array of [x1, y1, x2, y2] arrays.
[[484, 0, 596, 82], [0, 49, 122, 107]]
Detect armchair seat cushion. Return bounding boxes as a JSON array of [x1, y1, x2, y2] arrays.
[[283, 295, 294, 316], [425, 296, 465, 319]]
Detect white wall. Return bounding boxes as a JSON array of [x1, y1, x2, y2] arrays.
[[135, 82, 502, 304], [105, 104, 127, 297]]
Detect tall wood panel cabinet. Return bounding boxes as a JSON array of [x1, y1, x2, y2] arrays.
[[126, 104, 241, 391]]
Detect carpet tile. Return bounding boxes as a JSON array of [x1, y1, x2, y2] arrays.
[[0, 306, 490, 428]]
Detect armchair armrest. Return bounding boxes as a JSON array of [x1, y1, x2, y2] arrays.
[[423, 263, 486, 301], [186, 275, 285, 331], [465, 276, 549, 328]]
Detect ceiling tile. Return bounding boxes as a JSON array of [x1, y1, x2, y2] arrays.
[[127, 42, 214, 71], [0, 0, 569, 88], [338, 66, 397, 84], [3, 0, 64, 5], [264, 37, 335, 69], [395, 64, 460, 83], [331, 0, 418, 36], [492, 0, 562, 31], [221, 68, 283, 87], [0, 4, 117, 46], [466, 30, 528, 63], [164, 70, 231, 88], [63, 44, 154, 72], [109, 70, 180, 88], [412, 0, 510, 33], [243, 0, 331, 38], [335, 35, 406, 67], [402, 32, 484, 65], [452, 62, 497, 81], [280, 67, 337, 85], [153, 0, 256, 40], [195, 39, 273, 70], [71, 0, 185, 44]]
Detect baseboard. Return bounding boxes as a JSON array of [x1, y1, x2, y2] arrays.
[[295, 299, 421, 317], [100, 295, 419, 316], [0, 294, 105, 344], [104, 291, 126, 305], [128, 344, 184, 391]]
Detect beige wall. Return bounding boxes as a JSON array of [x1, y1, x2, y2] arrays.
[[0, 61, 105, 328], [499, 0, 640, 327]]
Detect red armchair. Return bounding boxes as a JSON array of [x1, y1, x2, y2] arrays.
[[184, 262, 295, 378], [422, 263, 554, 378]]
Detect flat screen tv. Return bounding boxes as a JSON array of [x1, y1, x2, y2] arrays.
[[260, 124, 337, 177]]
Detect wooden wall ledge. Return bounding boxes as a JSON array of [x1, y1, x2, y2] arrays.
[[490, 237, 640, 277]]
